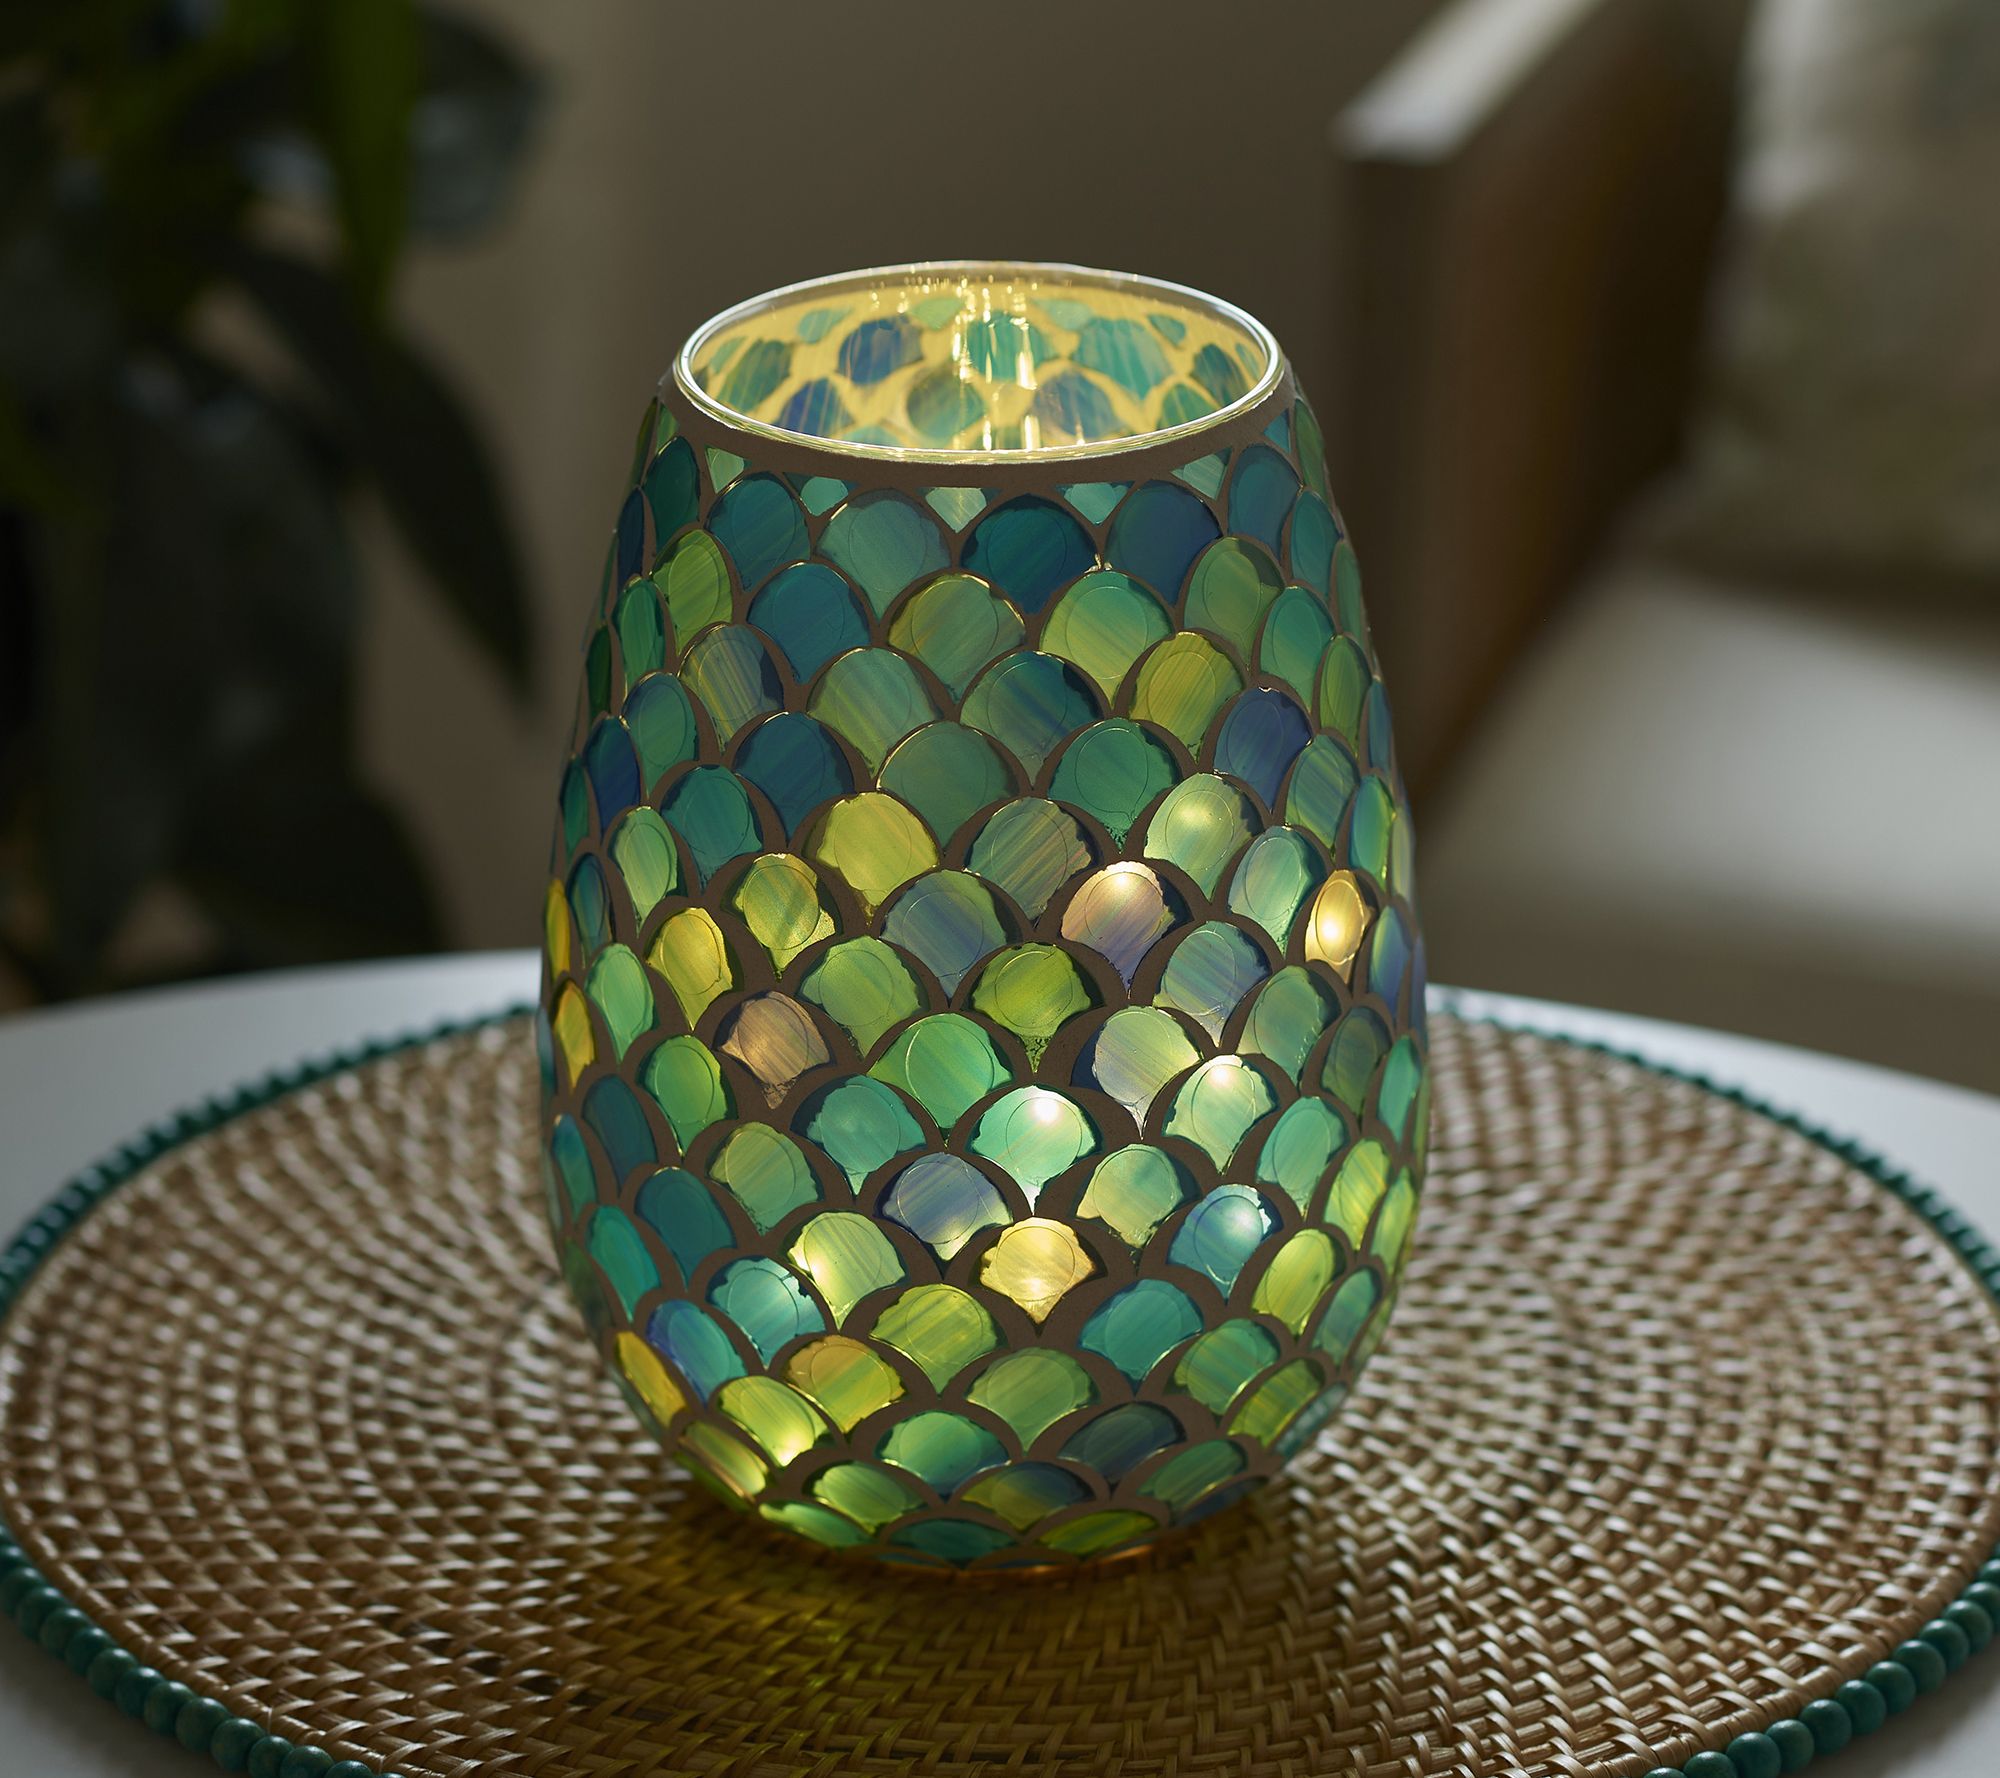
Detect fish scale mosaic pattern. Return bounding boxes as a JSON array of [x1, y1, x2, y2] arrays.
[[539, 367, 1429, 1571]]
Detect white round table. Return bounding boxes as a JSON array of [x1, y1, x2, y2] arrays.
[[3, 953, 1997, 1777]]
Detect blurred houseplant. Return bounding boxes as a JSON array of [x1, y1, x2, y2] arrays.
[[0, 0, 540, 1001]]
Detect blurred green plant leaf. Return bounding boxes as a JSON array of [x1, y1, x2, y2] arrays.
[[302, 0, 420, 315], [233, 245, 533, 695]]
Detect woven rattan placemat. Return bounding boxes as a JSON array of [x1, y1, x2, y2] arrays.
[[4, 1011, 2000, 1778]]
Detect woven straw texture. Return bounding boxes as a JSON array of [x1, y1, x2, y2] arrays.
[[3, 1012, 1998, 1778]]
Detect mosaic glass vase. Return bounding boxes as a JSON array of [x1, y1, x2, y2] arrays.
[[537, 263, 1429, 1571]]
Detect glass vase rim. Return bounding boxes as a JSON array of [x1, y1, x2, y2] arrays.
[[671, 258, 1286, 468]]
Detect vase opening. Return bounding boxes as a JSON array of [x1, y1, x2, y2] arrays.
[[676, 260, 1282, 464]]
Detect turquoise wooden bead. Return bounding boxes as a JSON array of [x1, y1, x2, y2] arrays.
[[1979, 1560, 2000, 1589], [211, 1717, 264, 1773], [1685, 1753, 1737, 1778], [1642, 1768, 1682, 1778], [1966, 1581, 2000, 1622], [143, 1679, 195, 1737], [36, 1603, 86, 1655], [326, 1764, 374, 1778], [1726, 1731, 1782, 1778], [0, 1566, 42, 1612], [86, 1646, 135, 1699], [1895, 1636, 1948, 1693], [64, 1623, 112, 1674], [1944, 1599, 1994, 1651], [1920, 1617, 1971, 1672], [1836, 1678, 1886, 1735], [1801, 1696, 1852, 1753], [247, 1737, 295, 1778], [177, 1696, 230, 1753], [1765, 1719, 1814, 1772], [279, 1745, 334, 1778], [1866, 1659, 1917, 1715]]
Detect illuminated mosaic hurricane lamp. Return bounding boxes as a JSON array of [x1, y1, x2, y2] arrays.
[[538, 262, 1428, 1572]]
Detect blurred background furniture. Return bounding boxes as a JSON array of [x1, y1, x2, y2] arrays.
[[1339, 0, 2000, 1091]]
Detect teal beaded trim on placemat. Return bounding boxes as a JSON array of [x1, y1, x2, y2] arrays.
[[1, 998, 1997, 1778]]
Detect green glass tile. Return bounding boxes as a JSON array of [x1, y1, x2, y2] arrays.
[[585, 943, 653, 1059], [639, 1036, 732, 1150], [784, 1335, 906, 1432], [810, 793, 941, 916], [962, 311, 1059, 377], [1317, 637, 1370, 744], [880, 873, 1009, 998], [623, 673, 700, 792], [1060, 481, 1129, 526], [810, 648, 937, 774], [962, 651, 1100, 780], [645, 907, 735, 1027], [1076, 1145, 1194, 1251], [1131, 633, 1242, 751], [794, 473, 850, 516], [1295, 399, 1331, 500], [877, 1410, 1007, 1495], [1040, 571, 1171, 703], [1162, 1056, 1278, 1170], [1185, 537, 1283, 659], [794, 304, 851, 344], [1156, 382, 1217, 429], [1259, 587, 1334, 709], [730, 852, 835, 973], [878, 1154, 1011, 1260], [710, 1263, 826, 1366], [708, 474, 808, 593], [608, 807, 680, 921], [1252, 1228, 1336, 1334], [1333, 541, 1367, 639], [1377, 1035, 1424, 1141], [890, 1518, 1013, 1563], [968, 1085, 1098, 1199], [1143, 1438, 1245, 1512], [1059, 1402, 1181, 1481], [705, 446, 747, 490], [962, 1462, 1089, 1531], [811, 1460, 921, 1533], [759, 1500, 864, 1548], [1172, 451, 1228, 498], [1079, 1280, 1203, 1384], [709, 1121, 820, 1233], [646, 1298, 745, 1403], [653, 530, 734, 653], [634, 1166, 733, 1280], [558, 761, 590, 857], [585, 1206, 657, 1316], [1076, 1007, 1199, 1126], [662, 767, 763, 885], [1039, 1508, 1157, 1559], [1229, 1357, 1324, 1445], [869, 1011, 1012, 1130], [1227, 444, 1300, 557], [714, 337, 791, 414], [980, 1217, 1100, 1323], [879, 723, 1014, 849], [1240, 967, 1335, 1088], [1059, 862, 1179, 985], [1324, 1006, 1389, 1114], [682, 626, 781, 743], [800, 937, 922, 1056], [969, 946, 1095, 1066], [615, 578, 666, 684], [965, 799, 1093, 919], [1256, 1096, 1347, 1214], [1349, 776, 1395, 887], [906, 363, 987, 443], [568, 854, 611, 955], [1314, 1268, 1380, 1363], [1289, 490, 1339, 598], [922, 485, 991, 532], [1191, 341, 1248, 406], [789, 1211, 906, 1323], [1169, 1184, 1276, 1293], [548, 1117, 596, 1220], [1325, 1138, 1390, 1246], [819, 490, 950, 616], [1154, 920, 1267, 1042], [1285, 735, 1359, 852], [1143, 774, 1259, 896], [795, 1075, 925, 1189], [886, 572, 1024, 698], [967, 1348, 1095, 1447], [1174, 1319, 1279, 1414], [583, 1075, 656, 1182], [1047, 719, 1179, 845], [1227, 829, 1324, 949], [1369, 1172, 1417, 1275], [869, 1283, 1000, 1389]]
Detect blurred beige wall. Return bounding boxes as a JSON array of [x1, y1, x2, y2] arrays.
[[365, 0, 1441, 953]]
